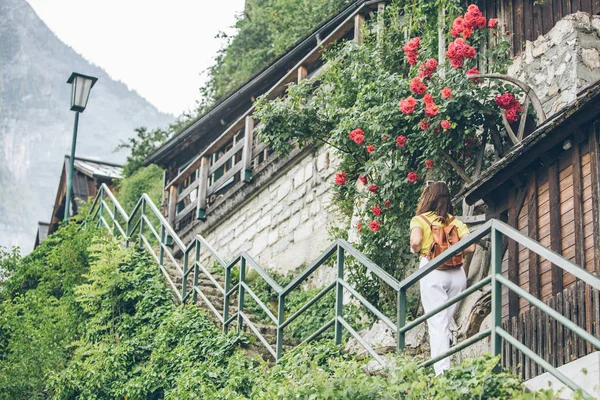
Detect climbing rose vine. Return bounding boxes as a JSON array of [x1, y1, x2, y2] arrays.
[[255, 3, 528, 307]]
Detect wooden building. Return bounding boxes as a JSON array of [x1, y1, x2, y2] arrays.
[[144, 0, 383, 233], [44, 156, 122, 240], [461, 80, 600, 379], [33, 221, 50, 248]]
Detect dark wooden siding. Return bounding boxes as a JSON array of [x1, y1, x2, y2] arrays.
[[480, 0, 600, 54], [502, 280, 600, 380], [501, 123, 600, 321]]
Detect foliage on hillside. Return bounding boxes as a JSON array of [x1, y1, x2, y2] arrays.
[[198, 0, 352, 110], [0, 221, 561, 399]]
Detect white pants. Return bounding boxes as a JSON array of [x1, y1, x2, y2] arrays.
[[419, 257, 467, 376]]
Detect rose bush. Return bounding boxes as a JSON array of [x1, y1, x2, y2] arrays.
[[255, 2, 529, 311]]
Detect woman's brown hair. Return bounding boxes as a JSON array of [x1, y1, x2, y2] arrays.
[[415, 181, 453, 220]]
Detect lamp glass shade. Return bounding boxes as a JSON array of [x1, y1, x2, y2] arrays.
[[67, 73, 98, 112]]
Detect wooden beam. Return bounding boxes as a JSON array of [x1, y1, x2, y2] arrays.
[[589, 123, 600, 275], [297, 66, 308, 83], [167, 185, 177, 226], [354, 13, 365, 45], [242, 116, 254, 182], [376, 2, 385, 46], [196, 156, 209, 221], [572, 141, 585, 268], [507, 187, 520, 317], [527, 171, 540, 299], [548, 162, 563, 295]]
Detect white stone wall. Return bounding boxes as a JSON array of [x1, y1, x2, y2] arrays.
[[201, 146, 342, 275], [508, 12, 600, 116]]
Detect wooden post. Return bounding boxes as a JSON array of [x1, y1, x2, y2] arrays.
[[297, 66, 307, 83], [167, 185, 177, 226], [589, 123, 600, 274], [548, 162, 563, 295], [527, 171, 540, 299], [572, 142, 585, 268], [507, 188, 520, 317], [242, 116, 254, 182], [354, 13, 365, 45], [196, 157, 209, 220], [438, 7, 446, 79]]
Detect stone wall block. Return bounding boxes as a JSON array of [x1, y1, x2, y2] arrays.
[[276, 180, 292, 201], [293, 167, 305, 188]]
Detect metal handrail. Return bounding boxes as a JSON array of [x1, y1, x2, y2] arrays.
[[86, 184, 600, 399]]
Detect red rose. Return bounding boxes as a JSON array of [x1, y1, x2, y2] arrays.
[[425, 105, 439, 117], [488, 18, 498, 29], [476, 16, 487, 29], [467, 4, 480, 13], [410, 77, 427, 95], [403, 37, 421, 66], [450, 58, 463, 68], [441, 87, 452, 99], [495, 93, 515, 109], [451, 16, 464, 38], [462, 27, 473, 39], [357, 221, 362, 230], [407, 172, 419, 183], [466, 68, 481, 82], [505, 108, 519, 122], [441, 120, 451, 130], [372, 205, 382, 216], [423, 93, 434, 105], [349, 128, 365, 144], [384, 200, 391, 209], [420, 119, 431, 130], [369, 184, 379, 193], [425, 159, 434, 169], [335, 172, 347, 185], [358, 175, 368, 185], [506, 30, 511, 35], [399, 97, 417, 115], [425, 58, 438, 71], [396, 135, 407, 147], [464, 46, 477, 59], [366, 144, 375, 153], [369, 221, 381, 232]]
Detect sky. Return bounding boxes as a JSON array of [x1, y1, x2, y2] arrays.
[[25, 0, 246, 116]]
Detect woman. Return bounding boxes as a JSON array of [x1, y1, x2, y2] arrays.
[[409, 181, 475, 376]]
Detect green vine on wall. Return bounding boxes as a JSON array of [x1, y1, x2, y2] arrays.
[[255, 1, 530, 311]]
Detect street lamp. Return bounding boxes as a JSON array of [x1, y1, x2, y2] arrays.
[[64, 72, 98, 222]]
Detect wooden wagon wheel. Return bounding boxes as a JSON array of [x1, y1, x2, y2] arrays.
[[466, 73, 547, 145]]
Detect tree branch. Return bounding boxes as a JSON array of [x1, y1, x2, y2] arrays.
[[440, 152, 473, 184]]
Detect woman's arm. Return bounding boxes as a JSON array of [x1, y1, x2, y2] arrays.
[[410, 227, 423, 254]]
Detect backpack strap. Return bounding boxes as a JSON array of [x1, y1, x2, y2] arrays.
[[418, 214, 433, 228], [447, 216, 455, 225]]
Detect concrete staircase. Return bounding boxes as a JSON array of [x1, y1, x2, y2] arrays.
[[160, 257, 297, 360]]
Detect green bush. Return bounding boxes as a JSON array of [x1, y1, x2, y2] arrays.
[[115, 164, 163, 213]]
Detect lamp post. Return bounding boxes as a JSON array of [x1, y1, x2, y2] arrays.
[[64, 72, 98, 222]]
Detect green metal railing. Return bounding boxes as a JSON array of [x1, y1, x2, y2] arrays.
[[87, 184, 600, 399]]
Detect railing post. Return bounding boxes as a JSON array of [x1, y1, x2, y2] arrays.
[[334, 245, 344, 345], [98, 187, 104, 228], [397, 288, 407, 352], [196, 157, 209, 220], [159, 225, 165, 266], [491, 225, 503, 357], [112, 204, 118, 236], [237, 258, 246, 331], [182, 250, 189, 304], [241, 116, 254, 182], [125, 209, 131, 248], [192, 241, 200, 304], [167, 185, 177, 226], [224, 264, 231, 333], [276, 294, 285, 361], [139, 199, 146, 248]]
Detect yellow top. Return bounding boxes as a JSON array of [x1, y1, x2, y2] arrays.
[[409, 211, 470, 256]]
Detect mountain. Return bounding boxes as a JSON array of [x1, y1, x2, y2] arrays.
[[0, 0, 173, 252]]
